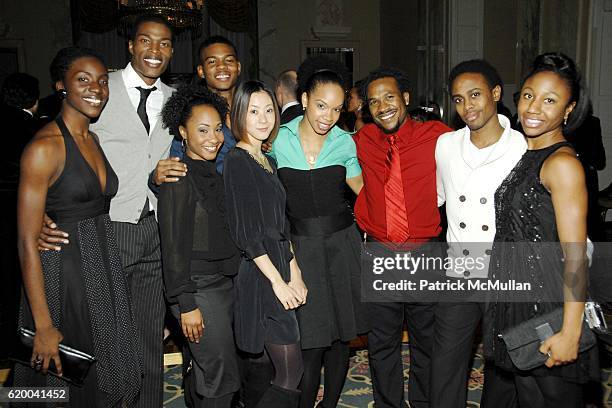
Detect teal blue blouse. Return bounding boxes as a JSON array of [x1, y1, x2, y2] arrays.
[[269, 116, 362, 178]]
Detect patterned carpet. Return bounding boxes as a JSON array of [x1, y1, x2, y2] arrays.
[[162, 345, 612, 407]]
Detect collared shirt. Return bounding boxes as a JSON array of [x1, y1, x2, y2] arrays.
[[270, 115, 361, 177], [436, 114, 527, 277], [354, 118, 451, 242], [121, 62, 164, 134], [92, 70, 174, 222], [280, 100, 300, 115]]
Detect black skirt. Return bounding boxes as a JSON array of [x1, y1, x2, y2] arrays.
[[292, 223, 368, 349]]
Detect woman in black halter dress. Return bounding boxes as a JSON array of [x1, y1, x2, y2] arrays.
[[15, 47, 141, 407], [484, 53, 597, 407]]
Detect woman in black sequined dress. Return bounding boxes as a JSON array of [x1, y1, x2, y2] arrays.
[[484, 53, 597, 407]]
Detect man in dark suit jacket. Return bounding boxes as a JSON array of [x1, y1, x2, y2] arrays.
[[0, 73, 41, 181], [275, 69, 302, 124]]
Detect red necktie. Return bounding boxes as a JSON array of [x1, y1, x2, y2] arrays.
[[385, 134, 410, 242]]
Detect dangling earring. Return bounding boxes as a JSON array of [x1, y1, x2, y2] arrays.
[[182, 138, 187, 152], [59, 89, 67, 98], [563, 116, 568, 126]]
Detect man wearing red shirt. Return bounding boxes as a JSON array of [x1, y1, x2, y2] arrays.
[[354, 67, 451, 408]]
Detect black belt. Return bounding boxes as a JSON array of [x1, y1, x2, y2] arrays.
[[191, 255, 239, 276], [289, 211, 354, 236], [139, 210, 155, 221], [139, 197, 153, 221]]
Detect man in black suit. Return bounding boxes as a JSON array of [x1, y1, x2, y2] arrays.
[[0, 73, 41, 181], [275, 69, 302, 124]]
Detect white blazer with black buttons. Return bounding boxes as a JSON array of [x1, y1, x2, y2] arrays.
[[435, 115, 527, 278]]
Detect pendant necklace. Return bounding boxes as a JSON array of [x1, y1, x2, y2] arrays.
[[306, 153, 317, 166]]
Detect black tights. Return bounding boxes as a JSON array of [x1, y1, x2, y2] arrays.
[[299, 341, 350, 408], [265, 342, 304, 390]]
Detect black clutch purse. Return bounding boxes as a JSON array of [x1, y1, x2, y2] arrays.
[[501, 308, 597, 371], [12, 327, 96, 386]]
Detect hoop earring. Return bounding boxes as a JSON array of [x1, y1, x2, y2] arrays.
[[59, 89, 67, 98], [182, 138, 186, 151]]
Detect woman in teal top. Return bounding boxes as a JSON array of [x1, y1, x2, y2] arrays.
[[269, 56, 366, 408]]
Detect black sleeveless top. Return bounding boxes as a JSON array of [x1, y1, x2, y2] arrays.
[[492, 142, 572, 243], [486, 142, 594, 380], [46, 117, 118, 225], [278, 166, 354, 236]]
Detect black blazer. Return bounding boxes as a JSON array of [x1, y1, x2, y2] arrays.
[[280, 103, 303, 125]]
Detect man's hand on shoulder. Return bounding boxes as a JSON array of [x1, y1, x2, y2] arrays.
[[38, 213, 69, 251], [153, 157, 187, 185], [261, 141, 273, 153]]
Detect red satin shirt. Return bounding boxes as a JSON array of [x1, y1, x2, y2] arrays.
[[354, 118, 451, 242]]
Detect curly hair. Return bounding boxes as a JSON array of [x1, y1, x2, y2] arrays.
[[161, 84, 229, 138], [1, 73, 39, 109], [297, 55, 348, 96], [522, 52, 588, 135], [49, 46, 105, 84], [449, 59, 503, 92]]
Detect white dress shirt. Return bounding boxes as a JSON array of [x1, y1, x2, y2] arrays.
[[436, 115, 527, 278], [281, 100, 300, 115], [121, 63, 164, 135]]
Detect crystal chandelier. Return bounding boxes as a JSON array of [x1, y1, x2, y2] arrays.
[[117, 0, 204, 36]]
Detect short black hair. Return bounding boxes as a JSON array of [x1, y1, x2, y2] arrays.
[[409, 106, 442, 123], [49, 46, 106, 84], [297, 55, 347, 96], [161, 84, 229, 138], [359, 67, 410, 102], [130, 14, 174, 42], [198, 35, 238, 60], [522, 52, 589, 135], [448, 59, 503, 92], [276, 69, 298, 98], [1, 73, 39, 109]]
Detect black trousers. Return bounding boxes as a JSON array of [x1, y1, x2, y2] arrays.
[[430, 302, 482, 408], [366, 301, 434, 408], [114, 215, 165, 408], [170, 273, 240, 407]]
